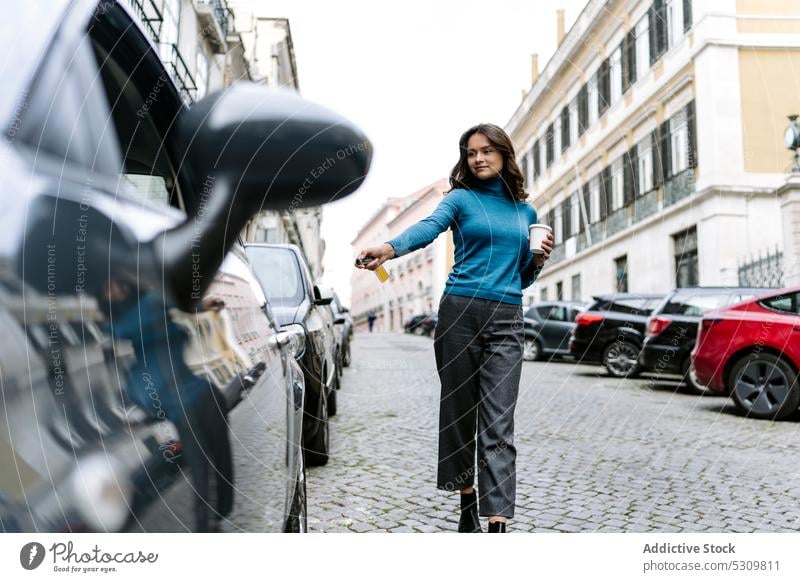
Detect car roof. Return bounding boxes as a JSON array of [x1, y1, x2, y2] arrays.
[[245, 242, 303, 255], [665, 286, 779, 295], [1, 0, 97, 128], [591, 293, 665, 301]]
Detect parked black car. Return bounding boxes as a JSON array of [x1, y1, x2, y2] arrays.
[[405, 312, 438, 336], [245, 244, 339, 464], [569, 293, 666, 377], [0, 0, 370, 533], [639, 286, 775, 391], [522, 301, 587, 361]]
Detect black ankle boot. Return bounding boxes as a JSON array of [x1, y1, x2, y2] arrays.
[[458, 491, 482, 533], [487, 521, 507, 533]]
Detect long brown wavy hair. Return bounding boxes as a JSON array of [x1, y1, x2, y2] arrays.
[[448, 123, 528, 201]]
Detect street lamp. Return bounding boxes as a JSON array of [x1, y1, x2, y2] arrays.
[[785, 114, 800, 173]]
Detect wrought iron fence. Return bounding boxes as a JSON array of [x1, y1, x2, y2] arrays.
[[664, 168, 695, 207], [161, 43, 197, 104], [738, 247, 784, 288], [125, 0, 163, 44], [633, 188, 658, 223]]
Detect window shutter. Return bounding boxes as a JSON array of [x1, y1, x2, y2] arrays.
[[648, 5, 657, 65], [627, 29, 637, 85], [533, 140, 541, 178], [598, 59, 610, 115], [683, 0, 693, 32], [659, 120, 672, 182], [600, 168, 611, 219], [582, 182, 591, 229], [547, 209, 555, 232], [651, 129, 662, 187], [561, 198, 570, 239], [561, 106, 570, 151], [686, 100, 697, 169], [623, 150, 634, 205], [578, 84, 588, 134]]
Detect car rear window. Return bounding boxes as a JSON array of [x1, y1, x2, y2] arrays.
[[246, 247, 305, 306], [661, 291, 758, 317]]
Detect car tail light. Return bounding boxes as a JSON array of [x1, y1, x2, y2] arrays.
[[575, 313, 604, 326], [647, 316, 671, 337]]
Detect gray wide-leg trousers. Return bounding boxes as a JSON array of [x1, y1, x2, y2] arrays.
[[434, 293, 524, 518]]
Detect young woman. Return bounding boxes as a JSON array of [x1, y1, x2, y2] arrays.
[[355, 123, 554, 533]]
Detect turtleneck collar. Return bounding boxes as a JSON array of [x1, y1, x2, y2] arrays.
[[473, 176, 508, 198]]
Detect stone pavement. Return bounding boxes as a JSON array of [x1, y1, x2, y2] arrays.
[[306, 332, 800, 532]]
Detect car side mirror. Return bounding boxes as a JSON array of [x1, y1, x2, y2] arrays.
[[313, 285, 334, 306], [334, 317, 346, 325], [155, 84, 372, 311]]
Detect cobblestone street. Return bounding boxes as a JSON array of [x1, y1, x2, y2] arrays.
[[307, 332, 800, 533]]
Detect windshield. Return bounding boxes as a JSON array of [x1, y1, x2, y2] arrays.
[[246, 246, 305, 306]]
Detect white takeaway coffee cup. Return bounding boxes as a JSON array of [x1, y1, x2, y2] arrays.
[[529, 224, 552, 255]]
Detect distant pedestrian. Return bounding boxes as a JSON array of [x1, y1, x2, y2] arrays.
[[367, 312, 377, 332], [356, 123, 553, 533]]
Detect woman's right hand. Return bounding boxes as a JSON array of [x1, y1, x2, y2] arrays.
[[355, 243, 395, 271]]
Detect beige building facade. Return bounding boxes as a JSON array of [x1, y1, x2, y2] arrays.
[[507, 0, 800, 303], [351, 179, 452, 333]]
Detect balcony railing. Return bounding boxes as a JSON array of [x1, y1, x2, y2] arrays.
[[664, 169, 695, 207], [633, 189, 658, 223], [160, 43, 197, 104], [545, 171, 697, 269], [125, 0, 163, 45]]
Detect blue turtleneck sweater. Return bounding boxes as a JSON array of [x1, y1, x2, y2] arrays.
[[386, 177, 542, 305]]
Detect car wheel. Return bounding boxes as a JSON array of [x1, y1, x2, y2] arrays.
[[284, 447, 308, 532], [602, 340, 642, 378], [303, 386, 330, 466], [343, 341, 351, 367], [680, 357, 715, 396], [729, 353, 799, 420], [413, 325, 425, 336], [523, 338, 542, 362]]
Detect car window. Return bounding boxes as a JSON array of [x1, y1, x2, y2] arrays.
[[662, 292, 757, 317], [15, 34, 121, 177], [537, 305, 568, 322], [89, 30, 185, 212], [760, 292, 800, 315], [604, 298, 649, 315], [246, 247, 305, 307]]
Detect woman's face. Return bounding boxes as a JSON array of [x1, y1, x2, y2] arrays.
[[466, 132, 504, 180]]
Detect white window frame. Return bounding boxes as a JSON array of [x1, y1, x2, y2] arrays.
[[611, 159, 624, 210], [588, 76, 599, 126], [569, 99, 579, 146], [635, 15, 649, 81], [570, 191, 580, 235], [671, 124, 689, 175], [554, 116, 562, 162], [610, 46, 622, 105], [195, 47, 209, 98], [554, 205, 563, 243], [590, 178, 600, 223]]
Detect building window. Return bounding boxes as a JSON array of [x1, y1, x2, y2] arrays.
[[674, 226, 698, 287], [570, 191, 580, 236], [598, 59, 611, 115], [540, 287, 549, 302], [561, 198, 571, 240], [588, 75, 599, 125], [577, 85, 589, 135], [532, 140, 541, 179], [561, 105, 571, 152], [635, 15, 650, 80], [649, 0, 668, 64], [539, 136, 547, 172], [521, 154, 529, 185], [615, 255, 629, 293], [545, 124, 555, 167], [556, 281, 564, 300], [581, 183, 591, 230], [610, 46, 622, 105], [622, 29, 637, 92], [571, 274, 581, 301]]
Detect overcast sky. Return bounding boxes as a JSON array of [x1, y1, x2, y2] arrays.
[[237, 0, 588, 305]]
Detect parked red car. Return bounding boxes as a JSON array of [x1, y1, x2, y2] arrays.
[[691, 287, 800, 420]]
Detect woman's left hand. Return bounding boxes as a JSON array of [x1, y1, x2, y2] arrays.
[[533, 231, 554, 268]]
